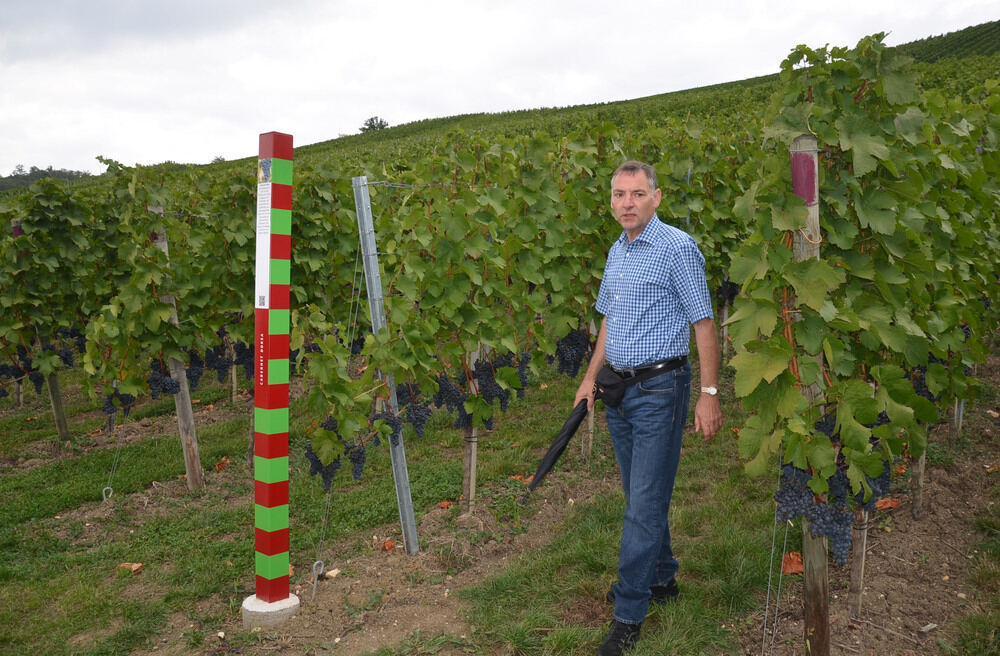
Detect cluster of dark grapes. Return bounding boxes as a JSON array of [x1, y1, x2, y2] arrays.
[[827, 468, 849, 505], [56, 327, 87, 355], [433, 373, 468, 420], [811, 494, 854, 566], [775, 464, 814, 523], [289, 342, 323, 375], [304, 442, 342, 492], [716, 280, 740, 309], [555, 328, 591, 377], [370, 410, 403, 447], [452, 400, 474, 429], [321, 415, 339, 433], [395, 382, 420, 407], [40, 343, 73, 371], [204, 343, 233, 383], [100, 389, 137, 418], [8, 345, 45, 395], [0, 363, 19, 399], [346, 443, 367, 480], [234, 342, 254, 380], [28, 371, 44, 395], [855, 460, 892, 512], [774, 464, 854, 565], [147, 360, 180, 399], [406, 403, 433, 438], [305, 416, 348, 488], [426, 349, 536, 431], [445, 372, 476, 430], [516, 352, 531, 399], [813, 412, 838, 441], [905, 365, 940, 403], [496, 351, 528, 401], [393, 382, 433, 438], [186, 350, 205, 391], [809, 405, 896, 560], [309, 378, 437, 488], [473, 359, 511, 412], [58, 347, 75, 368], [307, 414, 371, 484], [2, 333, 96, 399]]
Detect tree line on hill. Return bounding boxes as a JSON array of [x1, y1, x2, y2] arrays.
[[0, 165, 94, 192]]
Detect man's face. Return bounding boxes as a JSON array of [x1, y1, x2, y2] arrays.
[[611, 170, 661, 241]]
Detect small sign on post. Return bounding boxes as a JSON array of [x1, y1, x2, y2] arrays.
[[243, 131, 300, 629]]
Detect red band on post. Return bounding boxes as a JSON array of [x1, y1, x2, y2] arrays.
[[255, 575, 291, 603], [259, 132, 294, 161]]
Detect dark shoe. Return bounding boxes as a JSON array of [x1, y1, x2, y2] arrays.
[[652, 579, 680, 604], [597, 620, 641, 656], [605, 579, 679, 605]]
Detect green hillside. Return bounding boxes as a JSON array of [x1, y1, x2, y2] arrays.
[[289, 19, 999, 166], [896, 18, 1000, 61]]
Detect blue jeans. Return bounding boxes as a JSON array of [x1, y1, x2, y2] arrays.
[[606, 363, 691, 624]]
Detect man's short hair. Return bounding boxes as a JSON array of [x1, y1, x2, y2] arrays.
[[612, 160, 658, 193]]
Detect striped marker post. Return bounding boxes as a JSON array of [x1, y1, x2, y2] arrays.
[[242, 131, 300, 628]]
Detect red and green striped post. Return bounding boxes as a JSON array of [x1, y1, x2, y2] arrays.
[[243, 131, 300, 627]]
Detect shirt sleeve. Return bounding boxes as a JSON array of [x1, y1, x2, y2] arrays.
[[595, 244, 617, 316], [669, 238, 714, 323]]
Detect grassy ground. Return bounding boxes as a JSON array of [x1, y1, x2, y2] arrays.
[[0, 354, 997, 655]]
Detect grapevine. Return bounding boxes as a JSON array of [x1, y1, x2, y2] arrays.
[[0, 30, 990, 525], [729, 34, 997, 538], [304, 442, 342, 492]]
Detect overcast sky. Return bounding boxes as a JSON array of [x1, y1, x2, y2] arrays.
[[1, 1, 995, 175]]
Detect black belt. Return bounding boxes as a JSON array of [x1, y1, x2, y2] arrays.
[[611, 356, 687, 379]]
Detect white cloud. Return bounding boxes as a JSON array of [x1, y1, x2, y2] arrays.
[[1, 0, 996, 174]]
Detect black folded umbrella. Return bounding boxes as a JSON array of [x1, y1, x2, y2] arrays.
[[520, 398, 590, 502]]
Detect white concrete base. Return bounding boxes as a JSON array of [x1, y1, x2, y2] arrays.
[[241, 593, 301, 630]]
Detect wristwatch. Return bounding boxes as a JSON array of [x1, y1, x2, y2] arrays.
[[700, 386, 718, 396]]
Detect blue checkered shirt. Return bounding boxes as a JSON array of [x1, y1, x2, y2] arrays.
[[596, 216, 714, 369]]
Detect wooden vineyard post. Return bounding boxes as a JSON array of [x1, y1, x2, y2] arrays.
[[149, 208, 204, 492], [462, 426, 479, 516], [242, 132, 300, 629], [848, 509, 869, 617], [45, 371, 70, 441], [460, 350, 480, 519], [911, 452, 926, 520], [30, 323, 71, 442], [352, 176, 420, 555], [227, 337, 240, 404], [790, 134, 830, 656]]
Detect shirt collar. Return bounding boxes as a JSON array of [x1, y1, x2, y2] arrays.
[[616, 214, 665, 246]]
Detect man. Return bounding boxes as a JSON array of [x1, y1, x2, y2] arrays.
[[574, 160, 723, 656]]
